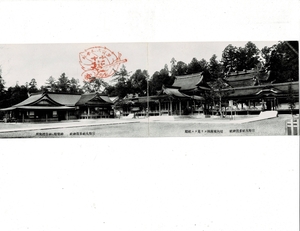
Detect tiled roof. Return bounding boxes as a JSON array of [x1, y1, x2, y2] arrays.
[[221, 81, 299, 98], [3, 92, 81, 109], [17, 106, 75, 110], [207, 79, 230, 89], [172, 73, 203, 90], [122, 96, 157, 104], [224, 69, 270, 87], [48, 93, 81, 106], [13, 93, 43, 107], [98, 95, 113, 104], [163, 88, 191, 98], [76, 93, 113, 105]]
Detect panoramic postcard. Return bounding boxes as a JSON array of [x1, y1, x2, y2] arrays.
[[0, 42, 299, 138]]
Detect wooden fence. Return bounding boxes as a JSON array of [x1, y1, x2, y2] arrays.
[[286, 118, 299, 135]]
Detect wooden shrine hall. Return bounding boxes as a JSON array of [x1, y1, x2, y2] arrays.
[[0, 92, 114, 122]]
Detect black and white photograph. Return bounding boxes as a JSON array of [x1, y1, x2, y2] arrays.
[[0, 42, 298, 138], [0, 1, 299, 231]]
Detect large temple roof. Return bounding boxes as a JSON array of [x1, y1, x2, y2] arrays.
[[48, 93, 81, 106], [14, 92, 81, 107], [224, 69, 270, 87], [13, 93, 44, 107], [76, 93, 113, 106], [0, 92, 113, 111], [220, 81, 299, 99], [1, 92, 80, 111], [172, 72, 204, 91]]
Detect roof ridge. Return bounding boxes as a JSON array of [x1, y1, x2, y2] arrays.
[[175, 72, 202, 78]]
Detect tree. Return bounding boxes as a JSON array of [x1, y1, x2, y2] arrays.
[[170, 57, 177, 73], [244, 41, 260, 70], [112, 65, 131, 83], [104, 85, 117, 96], [236, 46, 247, 71], [103, 65, 133, 97], [43, 76, 57, 92], [69, 77, 83, 94], [209, 54, 223, 80], [113, 79, 133, 98], [199, 58, 209, 70], [261, 41, 299, 82], [198, 58, 211, 82], [221, 44, 238, 73], [56, 73, 70, 92], [206, 78, 231, 118], [82, 77, 108, 93], [170, 58, 188, 76], [187, 58, 202, 74], [287, 84, 296, 117], [222, 42, 260, 73], [0, 73, 5, 96], [42, 73, 83, 93], [5, 83, 29, 107], [130, 69, 149, 96], [149, 64, 174, 95], [27, 78, 38, 94], [0, 71, 7, 115], [176, 61, 188, 76]]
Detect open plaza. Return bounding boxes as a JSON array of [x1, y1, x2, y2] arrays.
[[0, 113, 298, 138]]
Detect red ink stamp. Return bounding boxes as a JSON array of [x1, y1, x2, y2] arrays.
[[79, 46, 127, 81]]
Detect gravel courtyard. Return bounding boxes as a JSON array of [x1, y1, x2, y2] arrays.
[[0, 114, 296, 138]]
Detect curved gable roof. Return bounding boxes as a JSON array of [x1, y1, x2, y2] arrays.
[[172, 72, 203, 91], [48, 93, 81, 106], [12, 92, 81, 108], [76, 93, 113, 106], [163, 88, 191, 98], [224, 69, 270, 87], [13, 93, 43, 107]]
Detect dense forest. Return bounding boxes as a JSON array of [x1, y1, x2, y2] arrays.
[[0, 41, 298, 109]]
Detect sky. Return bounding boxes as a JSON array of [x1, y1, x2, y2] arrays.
[[0, 41, 277, 88]]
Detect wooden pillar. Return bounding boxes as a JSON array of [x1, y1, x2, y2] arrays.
[[46, 112, 48, 122], [193, 100, 195, 115], [271, 100, 273, 111], [179, 101, 182, 115], [169, 99, 172, 116], [158, 101, 161, 116], [87, 107, 90, 118], [22, 112, 24, 122]]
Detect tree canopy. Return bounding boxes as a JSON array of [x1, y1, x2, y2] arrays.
[[221, 42, 260, 73], [261, 41, 298, 82]]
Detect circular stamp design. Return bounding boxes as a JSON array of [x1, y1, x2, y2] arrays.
[[79, 46, 127, 81]]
